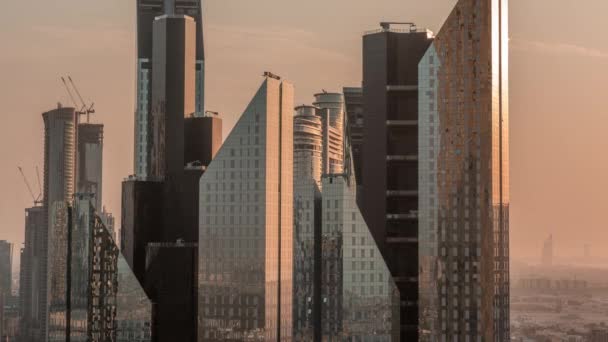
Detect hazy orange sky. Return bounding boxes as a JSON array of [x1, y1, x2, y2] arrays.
[[1, 0, 608, 272]]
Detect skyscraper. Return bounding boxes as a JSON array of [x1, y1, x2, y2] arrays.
[[342, 87, 364, 185], [0, 241, 12, 299], [41, 105, 78, 341], [123, 4, 221, 340], [319, 174, 400, 341], [0, 240, 13, 341], [314, 92, 345, 176], [135, 0, 206, 178], [77, 123, 104, 211], [198, 76, 293, 341], [293, 104, 323, 340], [19, 205, 46, 341], [418, 0, 510, 340], [46, 193, 152, 342], [360, 23, 434, 340]]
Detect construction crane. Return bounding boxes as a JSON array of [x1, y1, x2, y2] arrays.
[[18, 167, 42, 206], [60, 76, 95, 123], [380, 22, 417, 32]]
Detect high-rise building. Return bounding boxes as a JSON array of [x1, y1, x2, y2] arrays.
[[343, 87, 364, 185], [19, 205, 45, 341], [46, 193, 152, 342], [123, 5, 221, 340], [314, 92, 345, 176], [0, 241, 12, 299], [542, 234, 553, 266], [41, 105, 78, 341], [77, 123, 104, 210], [320, 174, 400, 341], [198, 76, 293, 341], [0, 240, 13, 341], [135, 0, 206, 178], [360, 23, 434, 340], [418, 0, 510, 340], [293, 105, 323, 340]]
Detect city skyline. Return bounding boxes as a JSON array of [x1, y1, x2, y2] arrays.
[[2, 0, 608, 272]]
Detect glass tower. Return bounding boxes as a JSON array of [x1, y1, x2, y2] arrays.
[[418, 0, 510, 340], [198, 76, 293, 341], [135, 0, 206, 178], [47, 194, 152, 342]]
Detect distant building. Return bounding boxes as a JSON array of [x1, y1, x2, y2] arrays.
[[0, 241, 12, 299], [19, 206, 45, 341], [47, 193, 152, 341], [542, 234, 554, 267], [41, 105, 78, 340], [0, 240, 13, 341], [313, 92, 345, 175], [198, 76, 294, 340], [589, 327, 608, 342], [77, 123, 104, 211]]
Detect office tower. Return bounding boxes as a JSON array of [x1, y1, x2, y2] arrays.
[[0, 240, 12, 341], [0, 241, 12, 299], [542, 234, 553, 266], [198, 76, 293, 341], [150, 14, 195, 180], [19, 206, 45, 341], [343, 87, 364, 185], [360, 23, 434, 340], [293, 105, 323, 340], [47, 194, 152, 342], [135, 0, 206, 178], [123, 6, 221, 340], [320, 174, 400, 340], [418, 0, 510, 340], [42, 105, 78, 341], [77, 123, 104, 210], [313, 92, 345, 175]]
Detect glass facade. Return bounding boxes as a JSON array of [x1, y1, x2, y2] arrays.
[[320, 175, 400, 341], [198, 77, 293, 341], [47, 195, 152, 341], [418, 0, 510, 341]]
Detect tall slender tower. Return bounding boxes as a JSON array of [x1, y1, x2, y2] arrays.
[[41, 105, 77, 341], [360, 23, 434, 341], [418, 0, 510, 340], [135, 0, 206, 178], [198, 76, 293, 341]]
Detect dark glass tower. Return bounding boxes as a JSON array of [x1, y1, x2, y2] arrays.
[[360, 24, 433, 341], [123, 5, 222, 341], [135, 0, 206, 178]]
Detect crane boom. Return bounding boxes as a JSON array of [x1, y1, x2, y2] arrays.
[[18, 167, 37, 204], [35, 165, 42, 201], [67, 76, 95, 122], [61, 77, 79, 109]]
